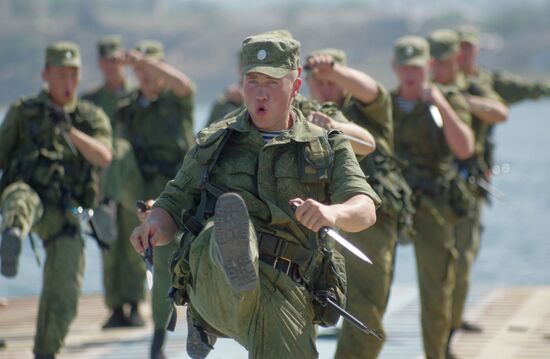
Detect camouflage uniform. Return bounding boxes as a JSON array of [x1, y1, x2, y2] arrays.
[[113, 40, 195, 332], [206, 89, 243, 126], [158, 108, 379, 358], [393, 34, 472, 359], [451, 70, 504, 332], [81, 35, 146, 318], [0, 42, 112, 356], [303, 49, 412, 359]]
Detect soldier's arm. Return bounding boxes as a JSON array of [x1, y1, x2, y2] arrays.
[[492, 71, 550, 104], [465, 94, 508, 124], [127, 49, 193, 98], [306, 54, 379, 104], [307, 111, 375, 155], [426, 84, 474, 159], [291, 194, 376, 233], [0, 105, 21, 170], [67, 128, 112, 167]]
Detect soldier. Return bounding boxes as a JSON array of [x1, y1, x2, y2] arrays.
[[304, 48, 414, 358], [0, 42, 112, 359], [113, 40, 195, 359], [451, 26, 510, 335], [80, 35, 147, 329], [130, 33, 380, 358], [391, 34, 474, 359], [457, 25, 550, 170]]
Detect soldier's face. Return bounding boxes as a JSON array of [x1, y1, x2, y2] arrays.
[[99, 57, 125, 81], [42, 65, 80, 107], [243, 71, 301, 131], [133, 64, 163, 99], [459, 42, 479, 68], [393, 64, 428, 93], [431, 55, 459, 85], [306, 75, 346, 106]]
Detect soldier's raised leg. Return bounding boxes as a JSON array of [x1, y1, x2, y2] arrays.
[[188, 193, 317, 359], [0, 182, 43, 278]]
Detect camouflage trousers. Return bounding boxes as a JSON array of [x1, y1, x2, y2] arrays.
[[103, 137, 179, 329], [1, 181, 84, 356], [412, 195, 458, 359], [334, 213, 398, 359], [188, 220, 318, 358], [451, 200, 483, 329], [101, 204, 146, 309]]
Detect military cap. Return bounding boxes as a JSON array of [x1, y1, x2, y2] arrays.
[[456, 25, 480, 45], [428, 29, 460, 60], [45, 41, 81, 68], [241, 34, 300, 79], [134, 40, 164, 60], [394, 36, 430, 66], [307, 48, 347, 67], [98, 35, 123, 58]]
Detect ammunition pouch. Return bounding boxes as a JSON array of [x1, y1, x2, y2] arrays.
[[412, 174, 475, 218], [363, 153, 415, 235]]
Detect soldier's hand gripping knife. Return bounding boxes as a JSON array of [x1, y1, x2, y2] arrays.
[[289, 202, 382, 340], [136, 200, 154, 290]]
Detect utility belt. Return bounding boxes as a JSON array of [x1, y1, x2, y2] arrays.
[[257, 232, 312, 284], [411, 174, 475, 218]]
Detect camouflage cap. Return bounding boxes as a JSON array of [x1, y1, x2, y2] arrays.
[[134, 40, 164, 60], [394, 36, 430, 66], [98, 35, 123, 58], [456, 25, 480, 45], [45, 41, 81, 68], [307, 48, 347, 66], [241, 34, 300, 79], [428, 29, 460, 60]]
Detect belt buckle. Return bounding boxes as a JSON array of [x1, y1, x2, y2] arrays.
[[273, 256, 292, 275]]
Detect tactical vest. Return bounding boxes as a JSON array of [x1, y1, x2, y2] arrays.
[[0, 98, 101, 210], [169, 118, 347, 327]]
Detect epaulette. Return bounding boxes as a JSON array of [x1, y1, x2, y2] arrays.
[[195, 118, 234, 147]]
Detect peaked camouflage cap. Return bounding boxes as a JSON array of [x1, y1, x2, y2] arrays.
[[45, 41, 81, 68], [428, 29, 460, 60], [241, 34, 300, 78], [98, 35, 123, 58], [134, 40, 164, 60], [456, 25, 480, 45], [307, 48, 347, 67], [394, 36, 430, 66]]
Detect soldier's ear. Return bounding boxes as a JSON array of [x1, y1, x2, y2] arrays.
[[292, 77, 302, 97], [41, 67, 49, 82]]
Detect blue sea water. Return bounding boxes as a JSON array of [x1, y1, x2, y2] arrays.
[[0, 100, 549, 298]]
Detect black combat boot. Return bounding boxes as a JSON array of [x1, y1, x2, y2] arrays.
[[460, 320, 482, 333], [150, 329, 166, 359], [34, 354, 55, 359], [102, 307, 128, 329], [186, 306, 216, 359], [127, 302, 145, 327], [0, 227, 23, 278]]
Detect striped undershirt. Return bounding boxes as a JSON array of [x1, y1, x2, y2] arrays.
[[395, 96, 417, 114], [260, 130, 284, 143]]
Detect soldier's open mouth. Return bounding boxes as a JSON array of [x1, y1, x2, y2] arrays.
[[257, 106, 267, 115]]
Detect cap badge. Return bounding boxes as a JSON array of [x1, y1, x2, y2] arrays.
[[65, 51, 73, 59], [404, 46, 414, 56], [257, 49, 267, 61]]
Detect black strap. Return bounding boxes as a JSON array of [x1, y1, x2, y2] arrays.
[[257, 232, 313, 268]]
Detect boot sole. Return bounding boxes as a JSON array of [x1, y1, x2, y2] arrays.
[[214, 193, 257, 292], [0, 230, 22, 278]]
